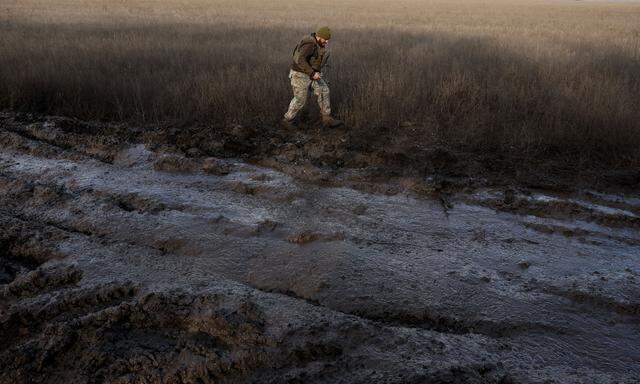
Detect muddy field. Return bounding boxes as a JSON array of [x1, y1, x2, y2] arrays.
[[1, 111, 639, 383]]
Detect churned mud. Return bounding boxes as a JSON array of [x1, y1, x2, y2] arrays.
[[0, 112, 639, 383]]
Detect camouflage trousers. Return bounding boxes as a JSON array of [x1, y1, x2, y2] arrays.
[[284, 69, 331, 121]]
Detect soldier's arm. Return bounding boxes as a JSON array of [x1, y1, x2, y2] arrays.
[[321, 51, 331, 72], [319, 51, 330, 83], [294, 42, 317, 78]]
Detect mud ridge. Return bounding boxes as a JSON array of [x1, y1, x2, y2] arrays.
[[350, 308, 568, 339], [0, 212, 70, 282], [0, 264, 82, 300], [470, 194, 640, 229], [543, 286, 640, 316], [0, 285, 512, 384], [250, 284, 565, 339], [524, 222, 640, 246]]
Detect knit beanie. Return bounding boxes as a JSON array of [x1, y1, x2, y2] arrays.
[[316, 26, 331, 40]]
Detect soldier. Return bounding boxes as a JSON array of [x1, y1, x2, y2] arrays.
[[282, 26, 344, 129]]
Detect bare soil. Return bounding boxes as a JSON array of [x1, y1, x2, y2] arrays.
[[1, 111, 639, 383]]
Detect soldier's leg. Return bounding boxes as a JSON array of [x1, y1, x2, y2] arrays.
[[312, 78, 343, 127], [311, 78, 331, 116], [284, 70, 312, 121]]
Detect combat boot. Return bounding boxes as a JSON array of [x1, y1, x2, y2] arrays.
[[321, 115, 343, 128], [281, 117, 297, 130]]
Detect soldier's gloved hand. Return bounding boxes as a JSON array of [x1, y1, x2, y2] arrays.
[[311, 72, 322, 80]]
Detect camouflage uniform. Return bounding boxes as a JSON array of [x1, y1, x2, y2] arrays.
[[284, 69, 331, 121], [284, 33, 332, 121]]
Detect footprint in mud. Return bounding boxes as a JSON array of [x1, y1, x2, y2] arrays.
[[352, 204, 367, 215], [153, 237, 186, 254], [230, 181, 260, 196], [287, 230, 345, 245], [108, 192, 168, 214]]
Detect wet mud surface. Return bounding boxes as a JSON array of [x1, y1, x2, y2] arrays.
[[1, 112, 639, 383]]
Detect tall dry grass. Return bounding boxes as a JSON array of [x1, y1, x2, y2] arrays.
[[1, 0, 639, 165]]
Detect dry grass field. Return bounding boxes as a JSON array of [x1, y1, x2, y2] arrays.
[[1, 0, 640, 167]]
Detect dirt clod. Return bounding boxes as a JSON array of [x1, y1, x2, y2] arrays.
[[202, 157, 231, 175], [153, 154, 198, 173]]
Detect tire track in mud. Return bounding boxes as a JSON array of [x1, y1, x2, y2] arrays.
[[0, 158, 516, 382], [542, 286, 640, 316], [3, 175, 627, 345], [0, 225, 512, 384], [0, 174, 536, 344], [1, 113, 640, 383], [246, 283, 570, 339], [465, 191, 640, 230], [1, 287, 511, 384], [523, 222, 640, 247], [0, 182, 565, 342], [1, 114, 131, 164], [1, 148, 636, 327], [0, 149, 514, 381]]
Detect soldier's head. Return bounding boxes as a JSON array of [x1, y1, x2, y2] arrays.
[[315, 26, 331, 47]]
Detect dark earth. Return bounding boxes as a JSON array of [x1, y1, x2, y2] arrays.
[[1, 111, 639, 383]]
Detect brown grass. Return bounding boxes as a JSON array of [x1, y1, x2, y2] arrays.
[[1, 0, 639, 166]]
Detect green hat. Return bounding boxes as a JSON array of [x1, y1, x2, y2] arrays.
[[316, 26, 331, 40]]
